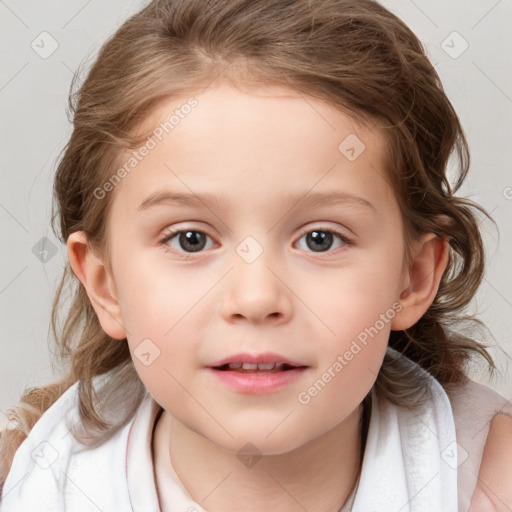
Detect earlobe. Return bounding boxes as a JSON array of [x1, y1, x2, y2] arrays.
[[391, 234, 449, 331], [66, 231, 127, 340]]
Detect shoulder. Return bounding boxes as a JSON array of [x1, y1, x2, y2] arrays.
[[470, 412, 512, 511], [445, 377, 512, 509], [0, 378, 141, 511], [0, 382, 79, 509], [447, 376, 512, 445]]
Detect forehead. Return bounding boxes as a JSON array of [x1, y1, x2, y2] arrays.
[[108, 82, 394, 218]]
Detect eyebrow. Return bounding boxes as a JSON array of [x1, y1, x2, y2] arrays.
[[137, 190, 376, 213]]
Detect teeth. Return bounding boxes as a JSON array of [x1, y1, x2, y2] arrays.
[[256, 363, 275, 370], [223, 362, 292, 371], [227, 362, 281, 370]]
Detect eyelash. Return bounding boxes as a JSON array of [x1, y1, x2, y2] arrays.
[[157, 225, 354, 257]]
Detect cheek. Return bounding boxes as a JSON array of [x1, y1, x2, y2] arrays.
[[125, 319, 196, 416], [297, 311, 390, 430], [293, 329, 388, 449], [302, 251, 402, 397], [116, 262, 192, 337], [308, 258, 404, 337], [114, 272, 193, 390]]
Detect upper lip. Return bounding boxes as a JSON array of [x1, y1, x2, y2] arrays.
[[206, 352, 308, 368]]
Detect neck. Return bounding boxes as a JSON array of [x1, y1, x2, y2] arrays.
[[154, 404, 365, 512]]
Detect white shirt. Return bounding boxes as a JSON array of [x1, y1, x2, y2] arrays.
[[1, 348, 510, 511]]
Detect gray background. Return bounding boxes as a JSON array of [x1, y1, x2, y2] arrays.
[[1, 0, 511, 428]]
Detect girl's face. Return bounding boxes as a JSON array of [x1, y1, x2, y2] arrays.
[[104, 83, 408, 454]]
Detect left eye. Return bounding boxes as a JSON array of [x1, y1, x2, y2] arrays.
[[295, 228, 350, 253]]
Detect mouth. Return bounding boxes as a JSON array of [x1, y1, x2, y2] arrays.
[[212, 362, 306, 373], [206, 355, 309, 393]]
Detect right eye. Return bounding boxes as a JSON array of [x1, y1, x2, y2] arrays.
[[158, 229, 216, 254], [295, 227, 352, 254]]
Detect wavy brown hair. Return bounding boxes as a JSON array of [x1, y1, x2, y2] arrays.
[[0, 0, 497, 489]]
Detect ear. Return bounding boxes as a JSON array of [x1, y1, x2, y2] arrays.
[[391, 234, 449, 331], [66, 231, 127, 340]]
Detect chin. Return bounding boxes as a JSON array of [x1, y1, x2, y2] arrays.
[[176, 409, 319, 456]]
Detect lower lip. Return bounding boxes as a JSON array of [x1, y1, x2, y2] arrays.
[[206, 368, 308, 394]]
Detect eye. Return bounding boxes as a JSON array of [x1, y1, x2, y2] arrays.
[[295, 227, 352, 253], [158, 228, 215, 254], [158, 226, 353, 256]]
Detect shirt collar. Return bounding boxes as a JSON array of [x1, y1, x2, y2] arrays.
[[125, 392, 209, 512], [125, 392, 162, 512]]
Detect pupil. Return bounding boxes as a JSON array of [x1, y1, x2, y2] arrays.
[[307, 230, 333, 252], [180, 231, 206, 252]]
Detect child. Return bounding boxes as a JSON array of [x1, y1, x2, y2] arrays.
[[1, 0, 511, 511]]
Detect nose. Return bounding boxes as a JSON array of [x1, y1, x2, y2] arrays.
[[221, 247, 293, 325]]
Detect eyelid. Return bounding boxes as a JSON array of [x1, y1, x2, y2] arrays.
[[296, 224, 352, 241], [158, 225, 216, 246], [158, 223, 352, 242], [158, 222, 354, 256]]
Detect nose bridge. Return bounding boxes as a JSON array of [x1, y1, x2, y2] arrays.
[[222, 234, 292, 322]]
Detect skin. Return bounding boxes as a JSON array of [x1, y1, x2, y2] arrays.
[[67, 82, 451, 511], [469, 413, 512, 512]]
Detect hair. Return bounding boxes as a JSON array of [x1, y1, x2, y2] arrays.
[[0, 0, 498, 490]]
